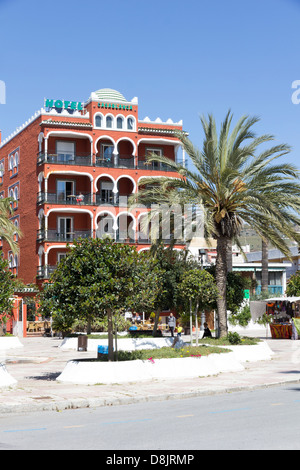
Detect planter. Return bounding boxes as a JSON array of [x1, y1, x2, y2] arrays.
[[57, 339, 274, 385], [57, 352, 244, 385], [0, 337, 23, 350], [0, 363, 17, 387]]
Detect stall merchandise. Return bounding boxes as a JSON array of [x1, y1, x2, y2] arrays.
[[265, 297, 300, 339]]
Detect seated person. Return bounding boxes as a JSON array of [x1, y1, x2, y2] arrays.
[[202, 322, 212, 338], [76, 193, 84, 204]]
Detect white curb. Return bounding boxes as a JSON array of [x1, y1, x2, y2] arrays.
[[0, 363, 17, 387], [56, 352, 245, 385], [0, 337, 23, 350]]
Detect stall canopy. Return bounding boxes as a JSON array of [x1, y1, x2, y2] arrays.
[[265, 297, 300, 303]]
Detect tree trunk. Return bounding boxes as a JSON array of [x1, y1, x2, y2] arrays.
[[152, 309, 160, 337], [87, 318, 92, 335], [107, 308, 114, 361], [190, 299, 193, 346], [216, 236, 229, 338], [226, 239, 233, 272], [262, 238, 269, 295], [195, 300, 199, 346]]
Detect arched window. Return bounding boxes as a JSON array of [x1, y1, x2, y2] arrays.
[[117, 117, 123, 129], [9, 253, 13, 269], [95, 115, 102, 127], [106, 116, 113, 128], [127, 117, 134, 130]]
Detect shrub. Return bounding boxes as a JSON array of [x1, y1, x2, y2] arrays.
[[227, 331, 242, 345]]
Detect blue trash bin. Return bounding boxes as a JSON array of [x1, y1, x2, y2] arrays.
[[97, 345, 111, 359]]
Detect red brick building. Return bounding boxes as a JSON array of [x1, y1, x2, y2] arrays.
[[0, 88, 186, 287]]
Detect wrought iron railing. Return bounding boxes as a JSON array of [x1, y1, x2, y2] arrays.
[[37, 152, 92, 166], [37, 191, 93, 205]]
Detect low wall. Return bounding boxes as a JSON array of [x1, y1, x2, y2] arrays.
[[0, 337, 23, 350], [0, 363, 17, 387], [56, 352, 245, 385], [56, 340, 274, 385]]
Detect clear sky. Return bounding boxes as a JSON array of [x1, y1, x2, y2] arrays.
[[0, 0, 300, 168]]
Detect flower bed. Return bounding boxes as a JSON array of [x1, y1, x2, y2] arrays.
[[56, 340, 274, 385]]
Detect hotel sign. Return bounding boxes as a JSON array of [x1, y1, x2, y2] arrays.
[[45, 99, 84, 111], [98, 102, 133, 111]]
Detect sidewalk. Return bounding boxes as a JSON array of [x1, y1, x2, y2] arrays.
[[0, 332, 300, 414]]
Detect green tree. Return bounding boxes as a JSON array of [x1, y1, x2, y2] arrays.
[[132, 111, 300, 337], [0, 197, 22, 253], [39, 238, 163, 360], [286, 271, 300, 296], [0, 256, 15, 335], [145, 244, 195, 336], [179, 267, 218, 345]]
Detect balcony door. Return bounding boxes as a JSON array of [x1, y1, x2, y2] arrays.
[[57, 217, 73, 241], [100, 181, 113, 204], [101, 144, 114, 162], [56, 180, 75, 203], [146, 148, 162, 170], [56, 141, 75, 163]]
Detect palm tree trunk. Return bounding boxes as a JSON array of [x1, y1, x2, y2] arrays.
[[226, 239, 233, 272], [216, 236, 228, 338], [262, 239, 269, 295]]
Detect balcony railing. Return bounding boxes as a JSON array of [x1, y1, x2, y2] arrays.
[[37, 265, 57, 279], [37, 192, 93, 205], [37, 152, 180, 171], [96, 155, 135, 169], [37, 152, 92, 166], [36, 229, 185, 248], [37, 229, 92, 242], [137, 160, 177, 172]]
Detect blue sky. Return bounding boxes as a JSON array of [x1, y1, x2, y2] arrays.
[[0, 0, 300, 168]]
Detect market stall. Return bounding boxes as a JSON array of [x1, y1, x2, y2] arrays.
[[265, 297, 300, 339]]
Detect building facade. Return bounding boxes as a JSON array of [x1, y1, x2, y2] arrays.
[[0, 88, 186, 286]]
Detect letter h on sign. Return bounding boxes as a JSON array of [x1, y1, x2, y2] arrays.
[[0, 81, 6, 104]]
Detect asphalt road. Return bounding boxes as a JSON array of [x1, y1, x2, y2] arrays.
[[0, 384, 299, 451]]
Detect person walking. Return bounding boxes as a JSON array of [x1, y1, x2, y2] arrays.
[[167, 313, 176, 337]]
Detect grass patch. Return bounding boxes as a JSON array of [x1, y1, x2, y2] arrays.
[[95, 345, 231, 362], [197, 335, 260, 346]]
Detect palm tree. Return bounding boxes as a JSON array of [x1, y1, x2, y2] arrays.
[[261, 238, 269, 295], [0, 197, 21, 253], [131, 111, 300, 337]]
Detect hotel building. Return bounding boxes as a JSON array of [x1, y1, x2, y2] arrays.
[[0, 88, 186, 287]]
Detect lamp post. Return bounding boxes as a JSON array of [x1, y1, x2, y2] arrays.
[[199, 249, 206, 331]]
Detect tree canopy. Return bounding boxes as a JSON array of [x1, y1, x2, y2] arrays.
[[39, 238, 164, 359], [130, 111, 300, 336]]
